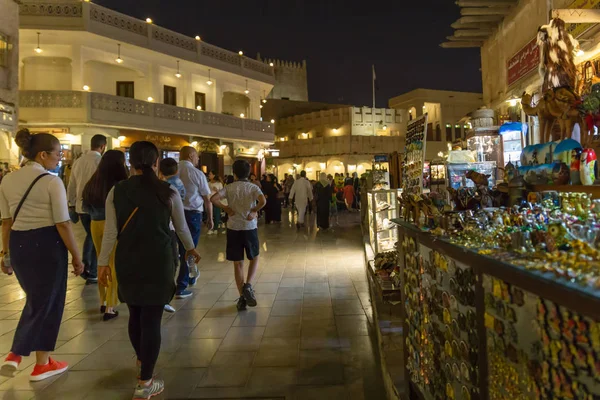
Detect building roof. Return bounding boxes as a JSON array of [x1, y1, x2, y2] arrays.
[[440, 0, 520, 48]]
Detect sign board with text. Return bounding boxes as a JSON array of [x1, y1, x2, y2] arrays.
[[507, 37, 540, 87]]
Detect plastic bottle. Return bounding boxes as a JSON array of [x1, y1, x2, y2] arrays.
[[187, 255, 199, 278]]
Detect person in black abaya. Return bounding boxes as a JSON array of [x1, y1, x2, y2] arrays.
[[315, 173, 333, 230], [263, 174, 282, 224]]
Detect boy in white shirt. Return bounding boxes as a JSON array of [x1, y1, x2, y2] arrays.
[[210, 160, 266, 311]]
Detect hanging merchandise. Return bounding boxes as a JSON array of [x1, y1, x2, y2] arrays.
[[403, 114, 428, 196]]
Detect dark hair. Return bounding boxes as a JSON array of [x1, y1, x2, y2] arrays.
[[160, 158, 178, 177], [268, 173, 278, 184], [233, 160, 251, 179], [91, 134, 107, 150], [82, 150, 128, 208], [129, 141, 173, 206], [15, 128, 59, 160], [225, 175, 234, 185], [300, 170, 307, 178]]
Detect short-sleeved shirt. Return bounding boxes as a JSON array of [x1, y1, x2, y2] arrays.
[[178, 160, 211, 212], [166, 176, 186, 202], [0, 162, 70, 231], [218, 180, 263, 231]]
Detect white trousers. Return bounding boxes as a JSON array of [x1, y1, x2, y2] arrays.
[[296, 200, 308, 223]]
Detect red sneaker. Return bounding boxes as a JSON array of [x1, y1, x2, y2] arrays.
[[29, 358, 68, 382], [1, 352, 22, 377]]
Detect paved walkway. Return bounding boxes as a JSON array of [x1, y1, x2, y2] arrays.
[[0, 209, 386, 400]]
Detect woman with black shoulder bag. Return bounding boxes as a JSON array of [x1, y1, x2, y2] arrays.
[[0, 129, 84, 381]]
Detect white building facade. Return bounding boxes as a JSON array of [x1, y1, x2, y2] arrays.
[[271, 107, 403, 180], [388, 89, 483, 160], [16, 0, 275, 175]]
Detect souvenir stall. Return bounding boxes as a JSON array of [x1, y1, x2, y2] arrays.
[[363, 17, 600, 400]]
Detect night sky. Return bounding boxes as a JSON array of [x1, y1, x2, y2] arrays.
[[94, 0, 483, 107]]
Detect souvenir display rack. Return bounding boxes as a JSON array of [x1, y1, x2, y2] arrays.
[[367, 189, 400, 254], [394, 219, 600, 400], [403, 114, 428, 196]]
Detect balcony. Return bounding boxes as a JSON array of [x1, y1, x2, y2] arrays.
[[19, 91, 275, 144], [274, 135, 404, 159], [18, 1, 275, 85]]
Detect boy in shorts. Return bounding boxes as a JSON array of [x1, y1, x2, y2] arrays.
[[159, 158, 186, 313], [210, 160, 266, 311]]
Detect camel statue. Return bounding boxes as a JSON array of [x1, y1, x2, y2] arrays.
[[522, 89, 583, 143], [522, 92, 555, 143]]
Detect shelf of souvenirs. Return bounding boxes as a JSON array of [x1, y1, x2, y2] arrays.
[[530, 184, 600, 197], [393, 218, 600, 319]]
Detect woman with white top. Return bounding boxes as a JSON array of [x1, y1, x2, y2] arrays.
[[0, 129, 84, 382], [97, 141, 200, 400], [207, 170, 224, 234]]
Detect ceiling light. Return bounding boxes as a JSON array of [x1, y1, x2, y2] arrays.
[[244, 79, 249, 95], [82, 85, 90, 91], [118, 135, 126, 142], [34, 32, 42, 54], [191, 141, 198, 147], [147, 97, 154, 102], [195, 35, 201, 41], [206, 69, 213, 85], [115, 43, 123, 64], [175, 60, 182, 78], [146, 18, 153, 23]]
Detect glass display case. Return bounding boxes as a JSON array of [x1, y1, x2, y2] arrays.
[[368, 190, 399, 254], [446, 161, 497, 190]]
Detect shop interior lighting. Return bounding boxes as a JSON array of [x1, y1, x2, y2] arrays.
[[333, 128, 339, 133], [206, 69, 213, 85], [34, 32, 42, 54], [115, 43, 123, 64], [175, 60, 181, 78]]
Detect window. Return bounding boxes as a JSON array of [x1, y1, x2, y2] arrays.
[[194, 92, 206, 111], [116, 81, 134, 98], [164, 85, 177, 106], [445, 124, 453, 142], [0, 33, 8, 68]]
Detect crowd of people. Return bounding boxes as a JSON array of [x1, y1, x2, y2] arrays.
[[0, 130, 266, 399], [0, 128, 360, 399]]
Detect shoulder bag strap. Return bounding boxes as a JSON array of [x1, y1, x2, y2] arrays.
[[120, 207, 139, 234], [13, 173, 50, 222]]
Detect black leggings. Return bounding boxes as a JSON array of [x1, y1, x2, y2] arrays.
[[127, 304, 164, 380]]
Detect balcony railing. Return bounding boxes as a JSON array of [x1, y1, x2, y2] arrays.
[[19, 2, 274, 83], [19, 91, 274, 143]]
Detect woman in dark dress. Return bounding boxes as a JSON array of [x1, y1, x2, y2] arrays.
[[315, 173, 333, 230], [97, 141, 200, 399], [263, 174, 282, 224]]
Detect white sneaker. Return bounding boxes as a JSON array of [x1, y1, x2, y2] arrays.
[[132, 379, 164, 399], [164, 304, 176, 313]]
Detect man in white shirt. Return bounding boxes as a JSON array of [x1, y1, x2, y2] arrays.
[[289, 170, 313, 228], [67, 134, 106, 284], [176, 146, 213, 298]]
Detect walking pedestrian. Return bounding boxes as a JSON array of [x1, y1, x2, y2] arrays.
[[210, 160, 266, 311], [283, 174, 294, 208], [289, 170, 313, 228], [263, 174, 282, 224], [315, 173, 333, 230], [207, 170, 224, 234], [97, 141, 200, 399], [343, 178, 356, 211], [159, 158, 186, 314], [176, 146, 213, 298], [82, 150, 128, 321], [249, 173, 262, 189], [0, 129, 84, 381], [67, 134, 107, 284]]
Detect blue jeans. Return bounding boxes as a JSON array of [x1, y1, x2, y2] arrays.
[[176, 210, 201, 292], [79, 213, 97, 278]]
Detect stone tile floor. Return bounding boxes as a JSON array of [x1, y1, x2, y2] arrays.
[[0, 209, 386, 400]]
